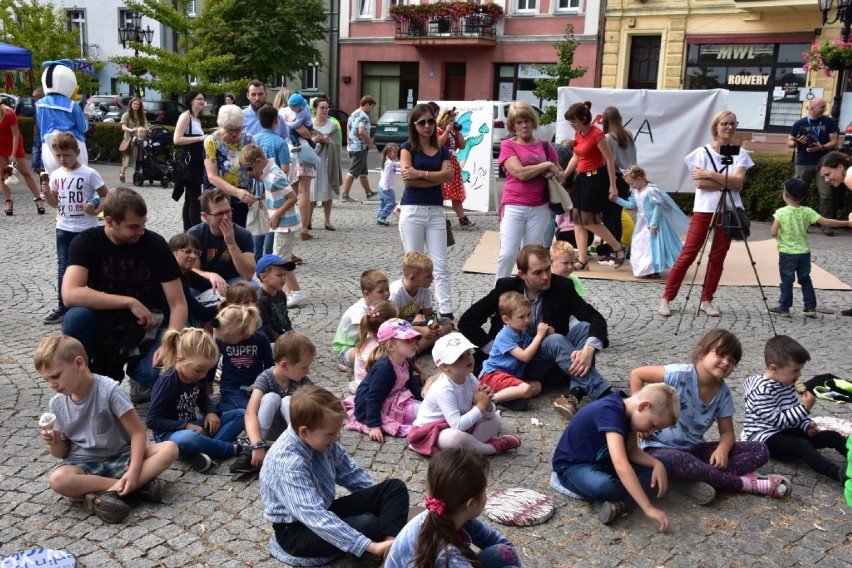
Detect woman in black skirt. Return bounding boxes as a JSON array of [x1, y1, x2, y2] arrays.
[[562, 101, 626, 270]]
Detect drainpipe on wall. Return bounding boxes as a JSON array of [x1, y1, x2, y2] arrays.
[[330, 0, 340, 106], [595, 0, 606, 87]]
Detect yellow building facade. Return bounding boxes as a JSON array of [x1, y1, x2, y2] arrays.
[[601, 0, 851, 132]]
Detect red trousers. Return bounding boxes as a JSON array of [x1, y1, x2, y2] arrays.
[[663, 212, 732, 303]]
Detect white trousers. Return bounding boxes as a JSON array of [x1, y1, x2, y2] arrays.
[[398, 205, 453, 315]]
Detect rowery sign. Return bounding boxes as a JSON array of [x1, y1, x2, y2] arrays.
[[727, 73, 770, 86]]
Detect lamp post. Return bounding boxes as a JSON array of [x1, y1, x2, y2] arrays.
[[818, 0, 852, 120], [117, 12, 154, 97]]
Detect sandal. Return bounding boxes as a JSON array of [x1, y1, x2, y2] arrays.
[[4, 199, 12, 216], [119, 172, 126, 183], [300, 230, 314, 241], [324, 224, 336, 231], [34, 197, 45, 214], [573, 259, 589, 271], [613, 248, 626, 268]]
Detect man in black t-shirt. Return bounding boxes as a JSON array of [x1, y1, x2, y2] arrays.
[[61, 188, 187, 392], [187, 189, 257, 295], [788, 98, 840, 235]]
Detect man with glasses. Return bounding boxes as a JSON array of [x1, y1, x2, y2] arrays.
[[61, 187, 187, 403], [340, 95, 378, 202], [188, 190, 258, 295], [788, 98, 840, 235]]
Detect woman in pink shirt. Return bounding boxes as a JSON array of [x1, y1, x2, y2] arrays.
[[495, 102, 562, 279], [562, 101, 625, 270]]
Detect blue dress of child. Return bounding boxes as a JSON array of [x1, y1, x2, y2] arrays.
[[615, 183, 690, 277]]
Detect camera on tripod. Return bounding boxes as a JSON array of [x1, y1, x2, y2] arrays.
[[719, 144, 740, 157]]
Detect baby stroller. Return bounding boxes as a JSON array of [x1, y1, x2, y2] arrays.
[[132, 126, 174, 187]]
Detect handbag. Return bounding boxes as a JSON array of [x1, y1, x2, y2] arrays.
[[246, 199, 269, 237], [547, 176, 573, 215], [296, 143, 321, 166], [445, 218, 455, 247], [118, 139, 131, 153]]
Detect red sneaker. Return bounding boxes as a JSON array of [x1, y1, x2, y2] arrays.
[[487, 435, 521, 455]]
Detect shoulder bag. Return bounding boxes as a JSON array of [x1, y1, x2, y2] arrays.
[[703, 146, 750, 240], [544, 142, 573, 215]]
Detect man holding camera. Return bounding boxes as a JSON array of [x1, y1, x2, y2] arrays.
[[788, 98, 840, 235]]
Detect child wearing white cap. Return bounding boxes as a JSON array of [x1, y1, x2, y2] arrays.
[[407, 332, 521, 457]]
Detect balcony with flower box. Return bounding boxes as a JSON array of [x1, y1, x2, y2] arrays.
[[392, 2, 503, 47]]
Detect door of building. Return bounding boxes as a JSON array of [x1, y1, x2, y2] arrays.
[[444, 63, 466, 100], [627, 36, 661, 90]]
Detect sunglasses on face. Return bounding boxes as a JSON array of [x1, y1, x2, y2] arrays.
[[414, 118, 436, 127]]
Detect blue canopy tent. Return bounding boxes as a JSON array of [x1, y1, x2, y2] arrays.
[[0, 42, 33, 70]]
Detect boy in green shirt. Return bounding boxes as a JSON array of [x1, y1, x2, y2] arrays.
[[768, 178, 852, 317]]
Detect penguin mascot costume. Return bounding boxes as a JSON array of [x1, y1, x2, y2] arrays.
[[35, 60, 89, 173]]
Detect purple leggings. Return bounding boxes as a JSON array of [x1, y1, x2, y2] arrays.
[[647, 441, 769, 492]]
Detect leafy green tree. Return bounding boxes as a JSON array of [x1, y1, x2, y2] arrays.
[[0, 0, 82, 95], [194, 0, 327, 84], [109, 0, 241, 97], [533, 24, 588, 125]]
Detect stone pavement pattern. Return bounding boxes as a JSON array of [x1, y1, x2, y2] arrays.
[[1, 164, 850, 567]]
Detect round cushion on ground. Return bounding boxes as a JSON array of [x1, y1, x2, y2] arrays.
[[484, 487, 554, 526]]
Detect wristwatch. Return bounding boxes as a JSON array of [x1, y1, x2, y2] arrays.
[[250, 441, 266, 451]]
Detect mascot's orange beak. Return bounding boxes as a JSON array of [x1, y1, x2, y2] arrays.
[[71, 86, 80, 101]]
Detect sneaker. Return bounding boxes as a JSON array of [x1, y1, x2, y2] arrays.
[[658, 301, 672, 317], [365, 190, 377, 200], [291, 254, 303, 265], [822, 226, 835, 236], [130, 380, 152, 404], [287, 290, 308, 308], [43, 308, 67, 324], [595, 500, 627, 525], [459, 216, 476, 229], [135, 478, 165, 503], [229, 452, 258, 474], [340, 194, 353, 203], [699, 301, 721, 317], [802, 308, 817, 318], [83, 491, 130, 524], [487, 435, 521, 455], [376, 218, 390, 226], [498, 398, 529, 411], [553, 395, 580, 419], [741, 472, 792, 499], [673, 480, 716, 505], [767, 306, 791, 318], [187, 453, 213, 473]]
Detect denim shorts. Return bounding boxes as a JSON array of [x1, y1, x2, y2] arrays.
[[337, 347, 355, 367], [66, 450, 132, 478]]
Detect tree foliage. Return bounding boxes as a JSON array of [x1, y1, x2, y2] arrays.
[[533, 24, 588, 125], [0, 1, 82, 95], [194, 0, 327, 84]]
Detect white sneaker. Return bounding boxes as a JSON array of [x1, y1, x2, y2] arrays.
[[287, 290, 308, 308], [700, 301, 721, 317], [658, 301, 671, 317]]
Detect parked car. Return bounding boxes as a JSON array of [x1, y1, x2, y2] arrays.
[[84, 94, 125, 118], [842, 121, 852, 155], [0, 93, 35, 117], [119, 97, 187, 126], [374, 109, 410, 151], [491, 101, 556, 156]]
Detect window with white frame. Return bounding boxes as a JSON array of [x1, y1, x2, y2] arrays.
[[556, 0, 580, 10], [302, 64, 319, 90], [118, 9, 134, 41], [517, 0, 537, 11], [358, 0, 375, 19], [67, 10, 86, 51], [187, 1, 197, 17]]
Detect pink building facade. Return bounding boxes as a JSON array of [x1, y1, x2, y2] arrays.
[[337, 0, 600, 119]]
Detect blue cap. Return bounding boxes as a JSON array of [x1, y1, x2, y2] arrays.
[[288, 93, 308, 108], [256, 254, 296, 277]]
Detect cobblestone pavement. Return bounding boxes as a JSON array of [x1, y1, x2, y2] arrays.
[[1, 164, 850, 567]]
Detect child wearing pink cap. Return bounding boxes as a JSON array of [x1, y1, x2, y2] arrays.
[[343, 319, 424, 443]]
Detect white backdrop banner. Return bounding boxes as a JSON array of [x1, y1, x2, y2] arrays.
[[556, 88, 730, 193], [420, 100, 494, 212]]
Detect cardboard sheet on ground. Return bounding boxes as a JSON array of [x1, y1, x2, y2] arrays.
[[462, 231, 851, 290]]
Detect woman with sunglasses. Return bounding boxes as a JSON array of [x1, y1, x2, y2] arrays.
[[399, 103, 455, 320], [658, 111, 753, 318], [168, 232, 217, 327], [496, 101, 563, 279]]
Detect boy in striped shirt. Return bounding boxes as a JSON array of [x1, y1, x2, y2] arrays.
[[743, 335, 848, 484]]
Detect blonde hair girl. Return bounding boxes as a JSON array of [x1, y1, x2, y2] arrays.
[[146, 327, 247, 473]]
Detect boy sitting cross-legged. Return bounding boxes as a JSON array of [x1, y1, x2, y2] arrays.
[[332, 269, 391, 372], [230, 331, 315, 474], [551, 383, 679, 532], [255, 254, 297, 343], [389, 251, 452, 354], [478, 291, 552, 411], [260, 385, 409, 565], [35, 334, 178, 524]]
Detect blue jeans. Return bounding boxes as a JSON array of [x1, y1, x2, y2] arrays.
[[376, 186, 396, 220], [522, 321, 611, 400], [55, 229, 80, 311], [219, 386, 251, 412], [778, 252, 816, 310], [542, 209, 557, 247], [556, 458, 655, 504], [253, 233, 274, 262], [61, 306, 164, 390], [32, 140, 43, 171], [155, 408, 245, 459]]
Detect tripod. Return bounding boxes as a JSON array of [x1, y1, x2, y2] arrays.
[[675, 152, 777, 336]]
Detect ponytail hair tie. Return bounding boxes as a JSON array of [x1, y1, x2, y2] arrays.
[[212, 318, 221, 329], [424, 496, 446, 516], [368, 306, 381, 318]]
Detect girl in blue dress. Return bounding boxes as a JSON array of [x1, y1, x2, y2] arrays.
[[613, 165, 689, 279]]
